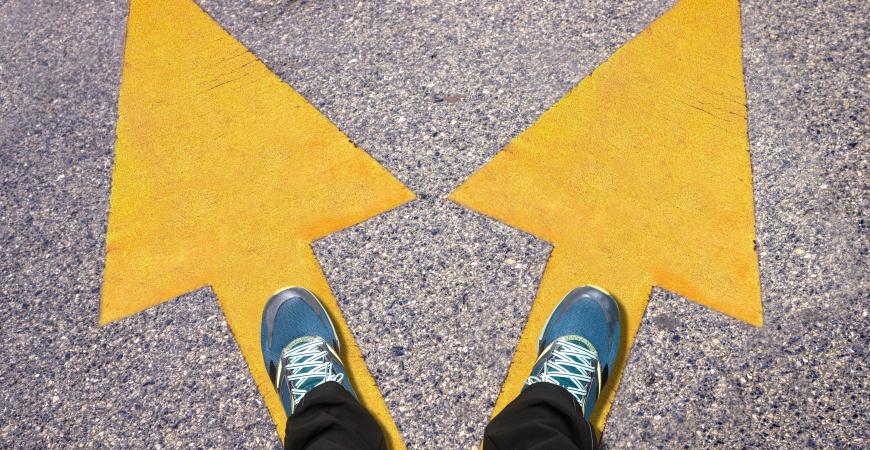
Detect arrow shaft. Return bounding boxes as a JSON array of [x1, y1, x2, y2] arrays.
[[492, 246, 652, 433], [210, 244, 404, 448]]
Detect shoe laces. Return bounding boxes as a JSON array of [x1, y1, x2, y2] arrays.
[[280, 338, 344, 409], [526, 337, 599, 409]]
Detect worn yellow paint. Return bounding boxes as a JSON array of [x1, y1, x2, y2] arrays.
[[450, 0, 760, 435], [101, 0, 413, 447]]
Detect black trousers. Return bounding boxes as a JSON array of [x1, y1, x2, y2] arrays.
[[284, 382, 596, 450]]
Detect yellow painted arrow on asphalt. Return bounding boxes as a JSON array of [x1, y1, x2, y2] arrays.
[[450, 0, 761, 434], [101, 0, 412, 446]]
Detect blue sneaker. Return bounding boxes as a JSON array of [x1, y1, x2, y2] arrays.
[[260, 287, 356, 416], [525, 286, 622, 420]]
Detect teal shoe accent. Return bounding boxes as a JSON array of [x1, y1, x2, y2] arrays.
[[526, 286, 622, 420], [260, 287, 356, 415]]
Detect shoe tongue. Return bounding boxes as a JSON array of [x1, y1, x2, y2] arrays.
[[556, 335, 601, 416], [287, 335, 319, 349], [558, 335, 599, 357], [283, 337, 333, 390]]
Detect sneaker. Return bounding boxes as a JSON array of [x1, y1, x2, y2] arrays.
[[525, 286, 622, 420], [260, 286, 356, 415]]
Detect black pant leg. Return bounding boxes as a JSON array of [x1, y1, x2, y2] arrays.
[[283, 381, 387, 450], [483, 382, 597, 450]]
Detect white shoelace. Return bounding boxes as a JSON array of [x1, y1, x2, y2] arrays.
[[526, 338, 599, 407], [280, 339, 344, 408]]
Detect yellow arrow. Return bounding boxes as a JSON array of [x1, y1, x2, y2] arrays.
[[101, 0, 413, 446], [450, 0, 761, 434]]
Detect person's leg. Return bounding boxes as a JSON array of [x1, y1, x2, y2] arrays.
[[484, 382, 596, 450], [261, 287, 387, 450], [284, 381, 385, 450], [483, 286, 622, 450]]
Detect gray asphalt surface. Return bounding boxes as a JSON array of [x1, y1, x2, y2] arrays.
[[1, 0, 867, 449]]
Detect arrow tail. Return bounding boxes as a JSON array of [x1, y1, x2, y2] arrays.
[[491, 246, 653, 434], [210, 245, 404, 448]]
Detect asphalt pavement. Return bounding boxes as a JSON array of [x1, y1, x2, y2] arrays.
[[1, 0, 867, 448]]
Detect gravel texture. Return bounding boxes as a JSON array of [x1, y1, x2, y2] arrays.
[[606, 1, 869, 447], [1, 0, 867, 448]]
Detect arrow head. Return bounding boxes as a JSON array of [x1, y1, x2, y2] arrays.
[[451, 0, 761, 326], [101, 0, 413, 324]]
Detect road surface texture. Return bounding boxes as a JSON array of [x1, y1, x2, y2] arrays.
[[1, 0, 867, 448]]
